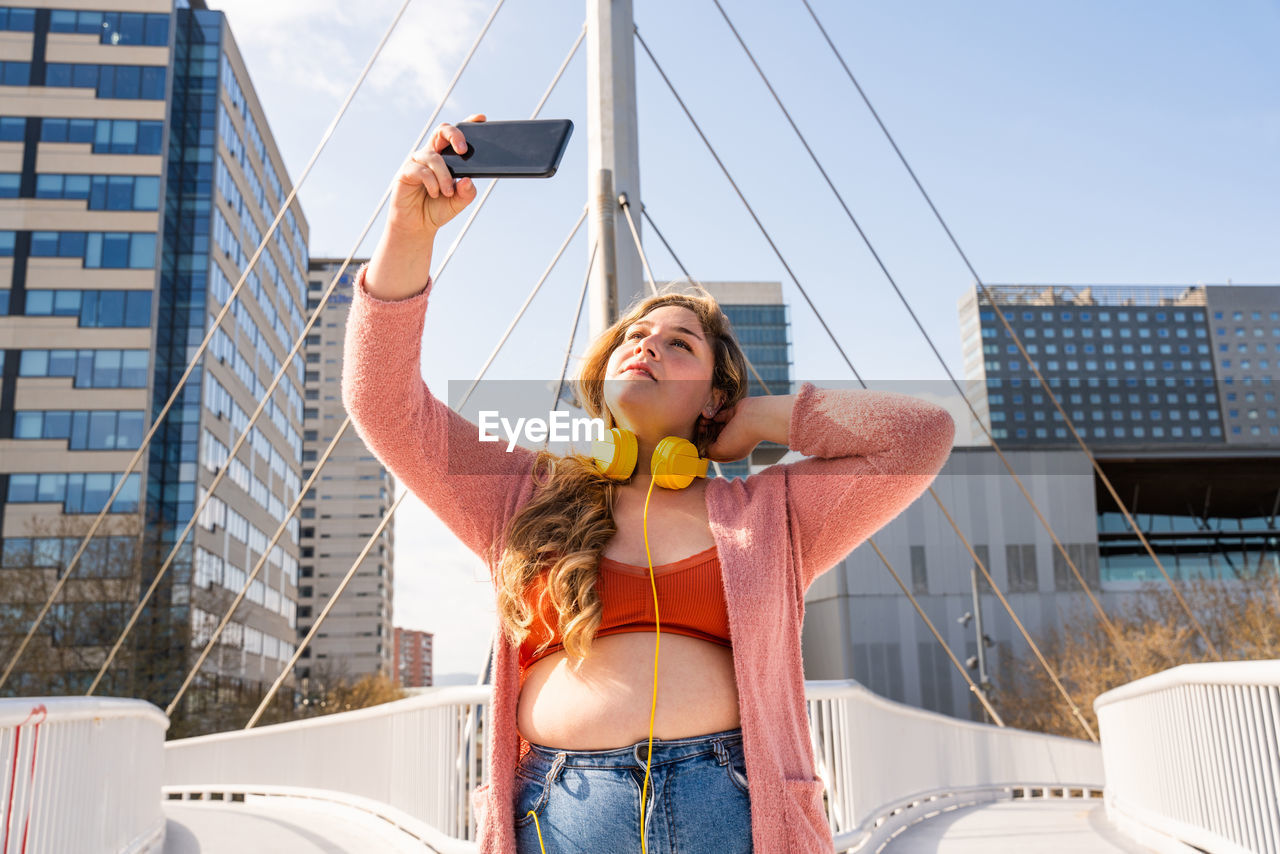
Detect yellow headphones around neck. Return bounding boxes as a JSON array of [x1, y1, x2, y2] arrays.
[[524, 428, 712, 854], [590, 427, 709, 490]]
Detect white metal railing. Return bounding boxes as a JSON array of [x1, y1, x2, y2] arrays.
[[163, 679, 1103, 852], [0, 697, 168, 854], [804, 680, 1104, 850], [1095, 660, 1280, 854], [162, 684, 489, 854]]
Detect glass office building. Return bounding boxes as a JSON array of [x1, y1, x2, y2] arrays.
[[695, 280, 793, 480], [0, 2, 308, 713], [957, 283, 1279, 587]]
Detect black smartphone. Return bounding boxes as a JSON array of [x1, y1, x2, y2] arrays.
[[440, 119, 573, 178]]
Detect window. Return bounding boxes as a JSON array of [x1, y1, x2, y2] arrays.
[[35, 174, 160, 211], [910, 546, 927, 594], [41, 118, 163, 155], [19, 349, 148, 387], [44, 63, 166, 100], [1054, 544, 1099, 591], [12, 410, 144, 449], [49, 11, 170, 46], [6, 472, 140, 513], [972, 544, 992, 593], [29, 231, 156, 268], [1006, 544, 1037, 593], [23, 290, 151, 326]]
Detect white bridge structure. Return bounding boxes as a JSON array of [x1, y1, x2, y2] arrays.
[[0, 0, 1271, 851], [2, 662, 1278, 853]]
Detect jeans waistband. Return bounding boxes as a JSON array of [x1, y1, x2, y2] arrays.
[[523, 727, 743, 771]]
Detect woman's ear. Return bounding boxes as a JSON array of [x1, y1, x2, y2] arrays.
[[703, 390, 725, 419]]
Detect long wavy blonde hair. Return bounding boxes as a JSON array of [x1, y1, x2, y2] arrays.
[[494, 283, 749, 667]]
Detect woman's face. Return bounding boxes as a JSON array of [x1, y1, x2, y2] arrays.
[[603, 305, 721, 440]]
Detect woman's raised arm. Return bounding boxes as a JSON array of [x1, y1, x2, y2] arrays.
[[737, 382, 955, 591], [340, 115, 537, 568]]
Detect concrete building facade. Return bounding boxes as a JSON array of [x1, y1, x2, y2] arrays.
[[296, 258, 395, 686], [394, 626, 432, 688]]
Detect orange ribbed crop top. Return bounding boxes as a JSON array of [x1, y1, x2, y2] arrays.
[[518, 545, 731, 671]]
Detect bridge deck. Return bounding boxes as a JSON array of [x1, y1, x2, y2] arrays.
[[162, 796, 440, 854], [880, 799, 1153, 853], [161, 794, 1153, 853]]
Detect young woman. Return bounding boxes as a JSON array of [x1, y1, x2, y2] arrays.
[[342, 115, 956, 854]]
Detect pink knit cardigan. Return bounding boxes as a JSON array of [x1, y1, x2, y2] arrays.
[[341, 264, 956, 853]]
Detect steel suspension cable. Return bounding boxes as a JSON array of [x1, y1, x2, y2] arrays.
[[166, 417, 351, 716], [865, 538, 1005, 726], [930, 483, 1094, 737], [457, 204, 590, 409], [0, 0, 419, 692], [475, 232, 596, 796], [616, 193, 661, 300], [635, 205, 1004, 725], [623, 203, 1002, 723], [709, 0, 1134, 677], [248, 205, 590, 727], [635, 27, 1094, 739], [799, 0, 1218, 661], [82, 0, 518, 696], [621, 197, 775, 398], [549, 237, 599, 422], [166, 21, 588, 717]]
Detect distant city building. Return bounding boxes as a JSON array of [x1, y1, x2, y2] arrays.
[[0, 2, 308, 709], [802, 283, 1279, 722], [689, 280, 793, 479], [296, 259, 395, 685], [395, 627, 433, 688], [958, 284, 1280, 446], [804, 439, 1278, 720]]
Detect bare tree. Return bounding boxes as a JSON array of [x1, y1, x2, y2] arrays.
[[997, 572, 1280, 738], [296, 657, 406, 720], [0, 514, 148, 698]]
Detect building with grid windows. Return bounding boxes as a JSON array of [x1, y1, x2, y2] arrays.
[[954, 283, 1278, 583], [958, 284, 1280, 446], [800, 284, 1278, 724], [295, 259, 395, 687], [691, 280, 793, 479], [394, 626, 432, 689], [0, 2, 309, 722]]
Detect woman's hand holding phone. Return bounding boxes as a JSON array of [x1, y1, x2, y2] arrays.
[[366, 114, 486, 301]]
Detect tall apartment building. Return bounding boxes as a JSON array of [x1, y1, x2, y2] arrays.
[[690, 280, 792, 479], [959, 284, 1280, 446], [296, 259, 395, 686], [0, 2, 308, 715], [394, 626, 432, 688]]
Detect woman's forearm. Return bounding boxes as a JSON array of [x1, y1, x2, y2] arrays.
[[365, 228, 436, 302], [748, 393, 795, 446]]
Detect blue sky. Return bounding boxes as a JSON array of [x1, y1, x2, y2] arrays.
[[213, 0, 1279, 679]]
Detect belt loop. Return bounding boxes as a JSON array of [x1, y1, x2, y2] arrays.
[[711, 738, 729, 766], [547, 752, 566, 785]]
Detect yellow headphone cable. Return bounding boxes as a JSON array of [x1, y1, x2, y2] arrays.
[[527, 473, 663, 854], [528, 427, 709, 852]]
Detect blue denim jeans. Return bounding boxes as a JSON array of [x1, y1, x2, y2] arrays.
[[514, 726, 753, 854]]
